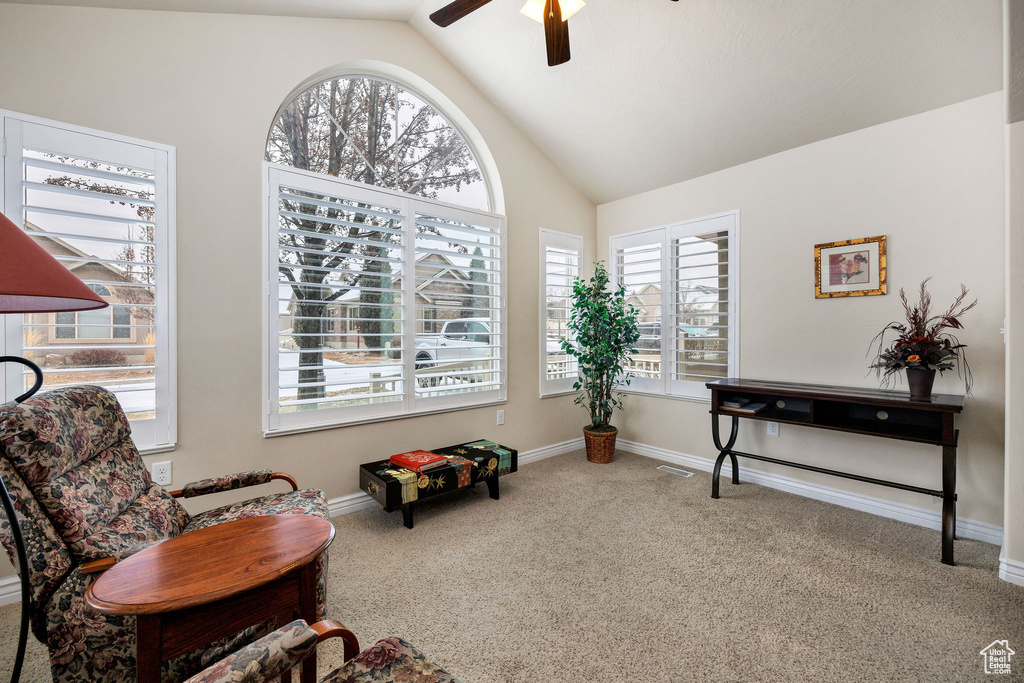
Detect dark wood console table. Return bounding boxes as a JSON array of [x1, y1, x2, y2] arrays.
[[706, 378, 963, 565]]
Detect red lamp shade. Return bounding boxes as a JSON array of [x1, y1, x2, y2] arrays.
[[0, 210, 107, 314]]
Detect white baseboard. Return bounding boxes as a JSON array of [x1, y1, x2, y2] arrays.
[[0, 574, 20, 607], [327, 490, 380, 518], [999, 556, 1024, 587], [517, 437, 585, 465], [618, 438, 1004, 547], [327, 437, 585, 519]]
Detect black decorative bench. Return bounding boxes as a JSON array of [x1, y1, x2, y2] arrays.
[[359, 440, 517, 528]]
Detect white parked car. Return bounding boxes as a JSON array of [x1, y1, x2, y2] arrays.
[[415, 318, 493, 368]]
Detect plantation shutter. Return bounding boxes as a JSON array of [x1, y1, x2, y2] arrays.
[[268, 169, 407, 431], [668, 215, 736, 394], [413, 210, 503, 402], [1, 113, 175, 451], [265, 165, 506, 433], [540, 229, 582, 396], [612, 231, 666, 389], [610, 213, 737, 399]]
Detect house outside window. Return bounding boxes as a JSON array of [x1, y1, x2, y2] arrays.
[[610, 212, 738, 400], [54, 285, 133, 340]]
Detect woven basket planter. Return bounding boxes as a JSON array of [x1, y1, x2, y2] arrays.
[[583, 426, 617, 464]]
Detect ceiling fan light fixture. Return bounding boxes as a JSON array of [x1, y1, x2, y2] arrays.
[[520, 0, 584, 24]]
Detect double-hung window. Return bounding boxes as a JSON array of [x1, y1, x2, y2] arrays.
[[539, 229, 582, 396], [0, 111, 177, 451], [610, 212, 738, 400], [264, 164, 506, 434]]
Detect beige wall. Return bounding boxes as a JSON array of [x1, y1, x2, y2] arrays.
[[0, 5, 596, 576], [598, 93, 1006, 528]]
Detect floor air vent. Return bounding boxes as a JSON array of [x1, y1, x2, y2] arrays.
[[656, 465, 694, 477]]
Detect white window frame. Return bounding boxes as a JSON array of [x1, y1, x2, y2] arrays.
[[610, 211, 739, 401], [0, 110, 177, 453], [539, 228, 583, 397], [263, 163, 507, 436]]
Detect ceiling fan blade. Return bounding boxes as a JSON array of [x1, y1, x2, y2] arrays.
[[543, 0, 571, 66], [430, 0, 495, 27]]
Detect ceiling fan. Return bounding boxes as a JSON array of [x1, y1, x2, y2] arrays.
[[430, 0, 679, 67]]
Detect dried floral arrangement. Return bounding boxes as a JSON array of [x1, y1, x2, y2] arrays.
[[868, 278, 978, 394]]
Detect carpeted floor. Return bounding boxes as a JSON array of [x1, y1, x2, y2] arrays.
[[2, 449, 1023, 682]]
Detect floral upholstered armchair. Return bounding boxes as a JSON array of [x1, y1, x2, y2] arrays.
[[183, 618, 459, 683], [0, 385, 330, 683]]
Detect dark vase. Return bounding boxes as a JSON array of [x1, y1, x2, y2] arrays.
[[906, 367, 936, 399]]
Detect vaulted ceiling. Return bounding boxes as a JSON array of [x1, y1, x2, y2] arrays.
[[3, 0, 1004, 203]]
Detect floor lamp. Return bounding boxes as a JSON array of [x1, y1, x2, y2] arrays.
[[0, 210, 107, 683]]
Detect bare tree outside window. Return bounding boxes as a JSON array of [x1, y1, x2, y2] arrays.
[[266, 76, 488, 404]]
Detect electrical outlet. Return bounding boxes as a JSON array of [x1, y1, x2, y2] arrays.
[[766, 422, 780, 437], [151, 461, 172, 486], [496, 409, 505, 425]]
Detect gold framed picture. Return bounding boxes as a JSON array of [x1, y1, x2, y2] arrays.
[[814, 235, 886, 298]]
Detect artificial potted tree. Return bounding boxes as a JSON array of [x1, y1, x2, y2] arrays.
[[561, 261, 640, 463], [868, 278, 977, 399]]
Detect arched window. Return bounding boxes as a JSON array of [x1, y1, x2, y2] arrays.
[[263, 72, 505, 433], [266, 76, 489, 211]]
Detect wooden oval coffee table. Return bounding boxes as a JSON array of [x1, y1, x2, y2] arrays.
[[85, 514, 334, 683]]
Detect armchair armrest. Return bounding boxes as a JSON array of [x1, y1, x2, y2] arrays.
[[80, 557, 116, 574], [311, 619, 360, 662], [81, 539, 163, 574], [184, 619, 318, 683], [170, 470, 299, 499]]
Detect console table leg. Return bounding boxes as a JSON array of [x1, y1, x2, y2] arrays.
[[402, 503, 414, 529], [711, 414, 725, 451], [712, 450, 729, 499], [486, 476, 499, 500], [711, 415, 740, 498], [941, 444, 957, 566]]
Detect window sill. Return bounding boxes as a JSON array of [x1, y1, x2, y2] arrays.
[[139, 443, 176, 456], [264, 398, 509, 438], [620, 388, 711, 405], [540, 388, 578, 399]]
